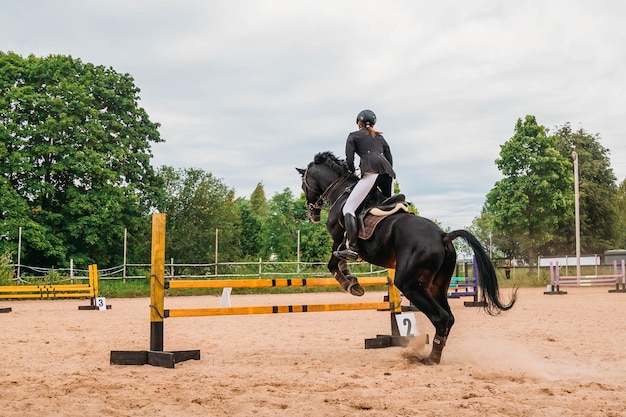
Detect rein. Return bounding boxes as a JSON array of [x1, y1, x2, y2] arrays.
[[304, 171, 352, 212]]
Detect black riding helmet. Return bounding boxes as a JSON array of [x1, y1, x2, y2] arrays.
[[356, 109, 376, 126]]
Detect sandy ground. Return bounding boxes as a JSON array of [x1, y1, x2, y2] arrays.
[[1, 286, 625, 417]]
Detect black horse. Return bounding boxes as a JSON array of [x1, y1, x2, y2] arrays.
[[296, 151, 516, 365]]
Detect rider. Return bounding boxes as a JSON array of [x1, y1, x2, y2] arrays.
[[333, 109, 396, 261]]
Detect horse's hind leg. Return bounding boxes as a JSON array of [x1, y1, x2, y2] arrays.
[[426, 291, 454, 365], [420, 251, 457, 365], [394, 261, 455, 365]]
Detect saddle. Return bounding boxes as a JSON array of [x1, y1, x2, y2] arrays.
[[356, 194, 410, 240]]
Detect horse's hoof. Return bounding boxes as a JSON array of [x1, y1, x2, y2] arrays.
[[348, 283, 365, 297], [419, 357, 439, 366]]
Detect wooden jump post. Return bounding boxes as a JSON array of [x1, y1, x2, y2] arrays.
[[110, 213, 417, 368]]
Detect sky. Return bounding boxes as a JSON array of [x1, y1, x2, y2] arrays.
[[2, 0, 626, 230]]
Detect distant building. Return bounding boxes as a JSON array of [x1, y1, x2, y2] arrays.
[[604, 250, 626, 266]]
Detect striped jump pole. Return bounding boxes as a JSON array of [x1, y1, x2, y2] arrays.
[[164, 276, 391, 317], [111, 213, 416, 368]]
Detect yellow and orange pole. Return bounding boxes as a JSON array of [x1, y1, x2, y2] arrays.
[[150, 213, 166, 352]]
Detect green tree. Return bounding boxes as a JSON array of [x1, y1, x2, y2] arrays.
[[156, 166, 241, 265], [237, 198, 263, 260], [546, 124, 617, 255], [295, 194, 333, 262], [237, 182, 268, 260], [485, 116, 573, 267], [262, 189, 299, 260], [466, 210, 524, 260], [249, 182, 268, 214], [0, 52, 163, 267], [615, 179, 626, 249]]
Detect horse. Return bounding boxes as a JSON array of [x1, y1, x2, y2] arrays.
[[296, 151, 516, 365]]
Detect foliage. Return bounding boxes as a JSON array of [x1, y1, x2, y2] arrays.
[[0, 52, 163, 268], [249, 182, 268, 213], [295, 194, 333, 262], [0, 252, 14, 285], [461, 211, 505, 260], [237, 183, 267, 260], [260, 188, 300, 260], [544, 124, 617, 255], [155, 166, 241, 266], [3, 51, 624, 270], [237, 199, 263, 259], [615, 179, 626, 249], [485, 116, 573, 266]]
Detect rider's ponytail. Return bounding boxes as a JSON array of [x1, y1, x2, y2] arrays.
[[358, 121, 383, 137]]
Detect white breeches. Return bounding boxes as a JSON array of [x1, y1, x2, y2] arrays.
[[342, 173, 378, 216]]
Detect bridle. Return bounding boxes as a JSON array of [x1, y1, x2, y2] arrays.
[[303, 169, 352, 214]]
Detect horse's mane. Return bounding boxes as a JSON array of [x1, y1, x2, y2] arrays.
[[310, 151, 347, 175]]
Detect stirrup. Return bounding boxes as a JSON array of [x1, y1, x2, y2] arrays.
[[333, 248, 360, 261]]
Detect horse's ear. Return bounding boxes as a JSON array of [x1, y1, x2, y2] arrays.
[[296, 167, 306, 176]]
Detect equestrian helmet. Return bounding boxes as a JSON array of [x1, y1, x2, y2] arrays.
[[356, 110, 376, 126]]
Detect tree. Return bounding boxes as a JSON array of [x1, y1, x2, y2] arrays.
[[237, 198, 263, 260], [156, 166, 241, 265], [249, 182, 268, 214], [294, 194, 333, 263], [0, 52, 163, 267], [615, 179, 626, 249], [236, 182, 268, 260], [484, 116, 573, 267], [261, 189, 299, 260], [547, 124, 617, 255]]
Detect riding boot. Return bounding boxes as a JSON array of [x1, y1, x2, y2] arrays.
[[333, 214, 360, 261]]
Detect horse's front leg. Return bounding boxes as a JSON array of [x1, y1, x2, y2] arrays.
[[328, 253, 364, 297]]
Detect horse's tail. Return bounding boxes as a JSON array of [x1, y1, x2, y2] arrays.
[[444, 230, 517, 315]]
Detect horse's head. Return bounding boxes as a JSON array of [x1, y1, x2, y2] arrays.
[[296, 165, 324, 223], [296, 151, 347, 224]]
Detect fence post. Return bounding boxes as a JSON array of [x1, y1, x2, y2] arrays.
[[123, 228, 127, 283], [215, 228, 219, 277], [537, 256, 541, 283], [297, 230, 300, 275], [17, 227, 22, 282]]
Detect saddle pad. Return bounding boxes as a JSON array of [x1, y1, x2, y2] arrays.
[[359, 203, 408, 240]]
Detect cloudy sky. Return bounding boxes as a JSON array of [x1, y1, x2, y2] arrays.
[[3, 1, 625, 229]]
